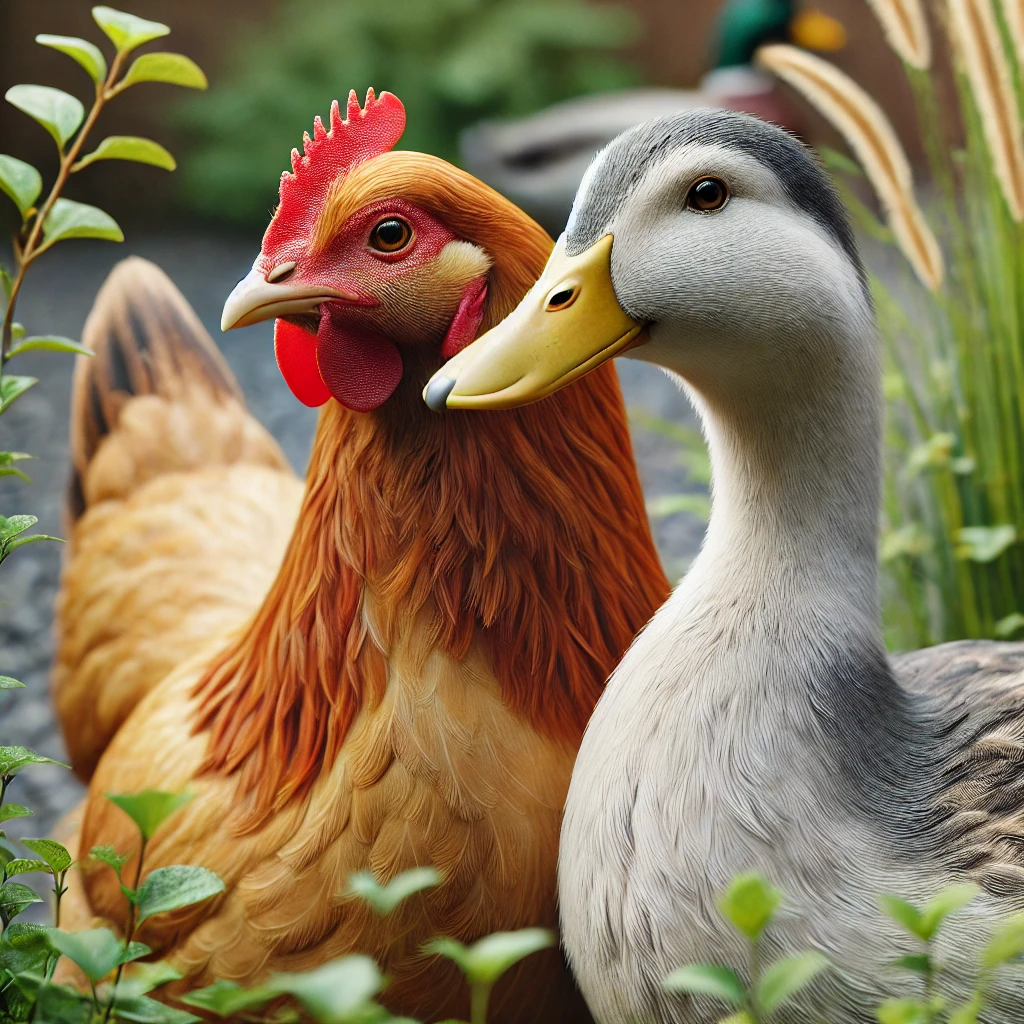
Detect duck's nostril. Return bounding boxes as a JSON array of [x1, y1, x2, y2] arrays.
[[425, 376, 457, 412], [545, 284, 579, 311], [267, 261, 297, 283]]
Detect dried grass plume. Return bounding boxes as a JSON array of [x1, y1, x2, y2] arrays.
[[1001, 0, 1024, 75], [950, 0, 1024, 220], [755, 44, 944, 290], [865, 0, 932, 68]]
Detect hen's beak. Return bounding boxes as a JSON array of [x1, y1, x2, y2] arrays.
[[220, 265, 359, 332], [423, 234, 644, 411]]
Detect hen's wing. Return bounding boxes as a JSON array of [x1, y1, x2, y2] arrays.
[[54, 258, 303, 779]]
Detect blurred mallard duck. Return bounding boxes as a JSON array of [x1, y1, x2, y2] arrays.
[[460, 0, 846, 232]]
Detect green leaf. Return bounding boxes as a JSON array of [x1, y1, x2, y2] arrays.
[[904, 433, 955, 477], [5, 85, 84, 148], [662, 964, 746, 1005], [423, 928, 554, 986], [41, 198, 124, 248], [0, 676, 26, 690], [90, 844, 130, 876], [948, 995, 983, 1024], [956, 525, 1017, 563], [0, 514, 37, 540], [0, 745, 68, 777], [7, 532, 65, 555], [110, 993, 201, 1024], [121, 940, 153, 964], [115, 959, 183, 996], [719, 1014, 757, 1024], [0, 922, 54, 976], [8, 335, 93, 360], [893, 953, 931, 975], [74, 135, 176, 172], [756, 951, 828, 1013], [4, 858, 49, 878], [0, 881, 43, 920], [876, 997, 931, 1024], [0, 803, 32, 823], [918, 883, 979, 940], [46, 927, 124, 983], [347, 866, 442, 915], [266, 956, 385, 1024], [108, 790, 193, 840], [718, 874, 782, 941], [120, 53, 208, 91], [182, 980, 275, 1017], [880, 523, 932, 561], [92, 7, 170, 54], [996, 613, 1024, 638], [36, 34, 108, 83], [8, 335, 93, 358], [22, 837, 73, 873], [879, 894, 925, 939], [0, 375, 38, 414], [33, 979, 94, 1024], [0, 155, 43, 219], [983, 910, 1024, 967], [134, 864, 225, 923]]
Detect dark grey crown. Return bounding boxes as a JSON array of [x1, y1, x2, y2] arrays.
[[564, 108, 865, 287]]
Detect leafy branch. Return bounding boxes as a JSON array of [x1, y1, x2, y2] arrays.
[[0, 4, 207, 689]]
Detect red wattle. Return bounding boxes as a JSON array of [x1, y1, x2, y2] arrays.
[[274, 319, 331, 407], [441, 276, 489, 359], [315, 306, 403, 413]]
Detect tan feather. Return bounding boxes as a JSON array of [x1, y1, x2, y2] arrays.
[[865, 0, 932, 68], [949, 0, 1024, 221], [755, 43, 944, 290]]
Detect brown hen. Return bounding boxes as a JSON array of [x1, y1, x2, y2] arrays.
[[54, 90, 668, 1023]]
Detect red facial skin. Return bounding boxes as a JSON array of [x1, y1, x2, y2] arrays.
[[263, 198, 486, 412]]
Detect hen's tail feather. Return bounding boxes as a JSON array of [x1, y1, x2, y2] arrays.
[[68, 257, 286, 523]]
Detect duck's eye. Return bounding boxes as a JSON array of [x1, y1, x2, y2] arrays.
[[369, 217, 413, 253], [686, 177, 729, 213]]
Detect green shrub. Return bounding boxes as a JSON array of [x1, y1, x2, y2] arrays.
[[175, 0, 643, 226]]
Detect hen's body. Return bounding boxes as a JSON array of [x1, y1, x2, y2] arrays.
[[54, 260, 302, 779], [53, 201, 667, 1018]]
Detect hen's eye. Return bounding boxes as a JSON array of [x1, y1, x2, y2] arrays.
[[369, 217, 413, 253], [686, 177, 729, 213]]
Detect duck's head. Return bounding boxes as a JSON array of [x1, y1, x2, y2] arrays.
[[425, 108, 872, 412], [714, 0, 846, 69]]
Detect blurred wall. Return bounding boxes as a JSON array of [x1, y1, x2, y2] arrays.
[[0, 0, 939, 231]]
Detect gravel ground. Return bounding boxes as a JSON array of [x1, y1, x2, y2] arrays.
[[0, 233, 706, 844]]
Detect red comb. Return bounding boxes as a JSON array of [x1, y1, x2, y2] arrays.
[[278, 88, 406, 208]]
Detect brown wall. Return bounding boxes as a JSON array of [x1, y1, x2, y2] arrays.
[[0, 0, 940, 231]]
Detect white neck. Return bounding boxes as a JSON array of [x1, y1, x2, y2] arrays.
[[696, 323, 882, 627], [637, 300, 889, 685]]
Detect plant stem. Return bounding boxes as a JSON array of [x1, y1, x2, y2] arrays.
[[470, 982, 492, 1024], [748, 939, 763, 1024], [0, 48, 126, 373], [101, 835, 146, 1024]]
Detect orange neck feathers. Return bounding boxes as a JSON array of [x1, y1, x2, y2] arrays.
[[193, 162, 669, 830]]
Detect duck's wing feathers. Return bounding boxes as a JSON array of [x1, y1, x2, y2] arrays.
[[894, 640, 1024, 895]]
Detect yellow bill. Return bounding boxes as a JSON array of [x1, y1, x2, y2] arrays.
[[789, 8, 847, 52], [424, 234, 645, 411]]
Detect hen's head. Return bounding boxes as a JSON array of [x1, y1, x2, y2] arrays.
[[222, 89, 547, 412]]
